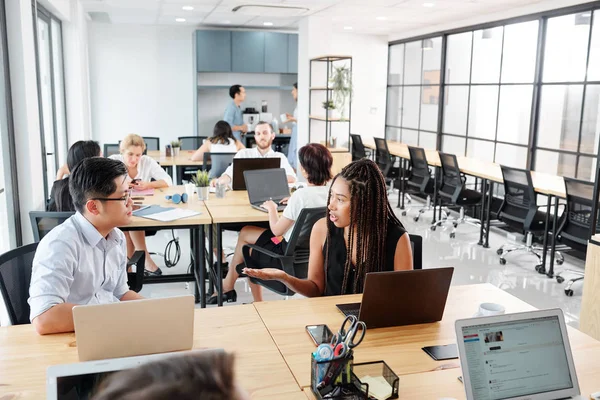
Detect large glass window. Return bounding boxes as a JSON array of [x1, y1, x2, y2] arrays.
[[34, 4, 68, 201]]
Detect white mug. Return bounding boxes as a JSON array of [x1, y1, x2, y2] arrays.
[[475, 302, 505, 317], [280, 113, 287, 123], [184, 183, 195, 200]]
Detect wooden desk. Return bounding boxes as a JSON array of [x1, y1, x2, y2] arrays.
[[254, 283, 600, 389], [203, 189, 252, 208], [147, 150, 204, 167], [0, 305, 304, 400]]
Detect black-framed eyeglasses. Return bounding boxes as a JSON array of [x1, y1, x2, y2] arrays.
[[91, 189, 132, 206]]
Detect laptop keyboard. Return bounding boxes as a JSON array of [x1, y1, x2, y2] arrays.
[[343, 309, 360, 318]]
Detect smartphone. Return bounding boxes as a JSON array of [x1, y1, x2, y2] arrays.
[[306, 324, 333, 346], [130, 178, 141, 185]]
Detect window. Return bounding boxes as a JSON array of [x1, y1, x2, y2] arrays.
[[34, 4, 68, 201], [0, 0, 20, 252]]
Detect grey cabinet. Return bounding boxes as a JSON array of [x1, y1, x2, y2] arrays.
[[196, 30, 231, 72], [232, 31, 265, 73], [288, 34, 298, 74], [264, 33, 288, 73]]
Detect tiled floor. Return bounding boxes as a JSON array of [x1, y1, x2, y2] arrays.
[[140, 193, 586, 328]]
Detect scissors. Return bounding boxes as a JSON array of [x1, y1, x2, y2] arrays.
[[330, 315, 366, 358]]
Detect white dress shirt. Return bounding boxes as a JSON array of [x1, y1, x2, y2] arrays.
[[109, 154, 173, 186], [222, 147, 296, 181], [28, 212, 130, 321]]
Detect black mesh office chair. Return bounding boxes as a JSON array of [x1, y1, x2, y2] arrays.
[[409, 234, 423, 270], [402, 146, 436, 222], [496, 166, 564, 269], [431, 153, 481, 238], [103, 143, 120, 158], [554, 178, 596, 296], [236, 207, 326, 296], [29, 211, 146, 293], [374, 138, 401, 192], [202, 152, 235, 180], [0, 243, 38, 325], [178, 136, 206, 151], [350, 134, 371, 161], [143, 137, 160, 151]]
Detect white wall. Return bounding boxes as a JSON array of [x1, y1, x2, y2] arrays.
[[88, 23, 196, 149], [297, 16, 389, 150]]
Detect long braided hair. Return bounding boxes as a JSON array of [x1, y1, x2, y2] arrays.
[[325, 159, 404, 294]]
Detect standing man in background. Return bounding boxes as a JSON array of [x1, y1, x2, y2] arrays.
[[284, 83, 298, 170], [224, 84, 248, 142]]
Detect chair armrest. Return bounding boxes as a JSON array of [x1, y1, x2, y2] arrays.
[[243, 244, 283, 260], [127, 250, 145, 292], [242, 244, 295, 275]]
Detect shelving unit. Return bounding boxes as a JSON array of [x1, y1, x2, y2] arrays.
[[308, 55, 352, 153]]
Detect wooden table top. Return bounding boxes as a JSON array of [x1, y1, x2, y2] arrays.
[[0, 305, 303, 400], [147, 150, 205, 167], [363, 139, 567, 198], [126, 185, 212, 227], [253, 283, 600, 389]]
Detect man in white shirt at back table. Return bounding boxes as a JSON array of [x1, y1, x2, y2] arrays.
[[28, 157, 144, 335], [211, 121, 297, 187]]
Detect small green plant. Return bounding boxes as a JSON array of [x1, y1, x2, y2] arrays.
[[191, 170, 210, 187], [322, 100, 335, 110], [329, 64, 353, 118], [170, 140, 181, 148]]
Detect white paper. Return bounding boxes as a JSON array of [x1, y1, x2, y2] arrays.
[[141, 208, 201, 222], [358, 375, 392, 400]]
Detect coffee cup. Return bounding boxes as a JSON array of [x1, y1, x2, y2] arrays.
[[184, 183, 195, 200], [474, 303, 505, 317]]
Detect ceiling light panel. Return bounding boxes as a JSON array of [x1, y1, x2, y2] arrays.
[[230, 5, 310, 17]]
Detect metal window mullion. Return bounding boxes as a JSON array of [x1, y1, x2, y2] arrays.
[[436, 35, 447, 151], [417, 40, 425, 145], [464, 31, 475, 156], [528, 17, 547, 170], [493, 26, 506, 163]]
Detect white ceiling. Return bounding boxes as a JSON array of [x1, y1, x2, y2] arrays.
[[80, 0, 583, 35]]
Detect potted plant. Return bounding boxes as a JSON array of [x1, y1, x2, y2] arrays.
[[322, 100, 335, 120], [191, 169, 210, 200], [329, 65, 353, 119], [170, 140, 181, 156]]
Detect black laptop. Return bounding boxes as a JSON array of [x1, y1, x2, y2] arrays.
[[244, 168, 290, 212], [336, 268, 454, 329], [232, 158, 280, 190]]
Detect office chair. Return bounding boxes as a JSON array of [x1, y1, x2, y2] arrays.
[[236, 207, 326, 296], [554, 177, 596, 296], [178, 136, 206, 151], [143, 137, 160, 151], [202, 152, 235, 180], [29, 211, 146, 292], [103, 143, 120, 158], [496, 166, 564, 269], [401, 146, 437, 222], [430, 152, 481, 238], [0, 243, 38, 325], [374, 138, 402, 193], [409, 234, 423, 270], [350, 134, 371, 161]]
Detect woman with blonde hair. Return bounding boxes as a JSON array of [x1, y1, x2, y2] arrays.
[[110, 134, 172, 276]]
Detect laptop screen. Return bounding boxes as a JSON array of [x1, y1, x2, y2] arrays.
[[460, 315, 574, 400], [245, 168, 290, 204], [56, 372, 114, 399]]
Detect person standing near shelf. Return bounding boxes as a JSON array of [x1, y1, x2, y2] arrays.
[[284, 83, 298, 170], [224, 84, 248, 142]]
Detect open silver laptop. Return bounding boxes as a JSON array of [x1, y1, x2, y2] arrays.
[[244, 168, 290, 213], [47, 349, 222, 400], [73, 295, 194, 361], [455, 309, 583, 400]]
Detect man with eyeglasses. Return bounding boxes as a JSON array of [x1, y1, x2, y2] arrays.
[[29, 157, 143, 335]]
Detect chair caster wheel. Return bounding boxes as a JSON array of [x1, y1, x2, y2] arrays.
[[556, 276, 565, 284], [453, 223, 458, 228], [556, 259, 564, 265], [449, 232, 456, 239], [413, 216, 420, 222], [499, 258, 506, 265], [431, 226, 436, 231], [565, 289, 574, 297], [401, 211, 407, 216], [496, 248, 503, 255], [535, 264, 546, 274]]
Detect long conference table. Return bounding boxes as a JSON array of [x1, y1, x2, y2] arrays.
[[2, 284, 600, 399], [364, 139, 568, 278]]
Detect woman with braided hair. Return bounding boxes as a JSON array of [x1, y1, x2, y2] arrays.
[[243, 158, 413, 296]]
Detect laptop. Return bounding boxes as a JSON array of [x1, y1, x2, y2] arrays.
[[455, 309, 584, 400], [47, 349, 223, 400], [232, 158, 280, 190], [244, 168, 290, 213], [336, 267, 454, 329], [73, 295, 194, 361]]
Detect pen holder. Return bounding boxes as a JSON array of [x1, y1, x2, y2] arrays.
[[311, 353, 368, 399], [352, 361, 399, 399]]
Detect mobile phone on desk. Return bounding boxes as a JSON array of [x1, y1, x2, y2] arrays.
[[306, 324, 333, 346]]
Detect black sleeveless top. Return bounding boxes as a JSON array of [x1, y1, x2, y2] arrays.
[[322, 220, 407, 296]]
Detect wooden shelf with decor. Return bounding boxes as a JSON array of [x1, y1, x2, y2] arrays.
[[309, 55, 352, 153]]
